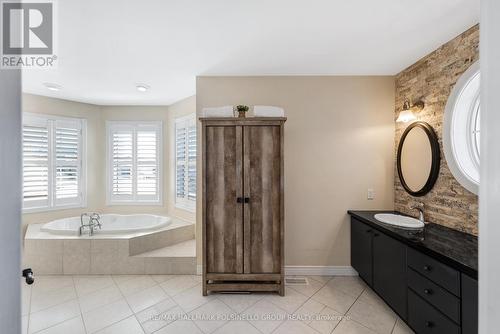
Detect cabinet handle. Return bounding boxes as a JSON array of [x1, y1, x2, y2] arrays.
[[236, 197, 243, 203], [244, 197, 250, 203], [423, 265, 432, 271], [425, 321, 434, 328], [424, 289, 433, 295]]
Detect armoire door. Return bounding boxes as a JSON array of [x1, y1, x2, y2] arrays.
[[205, 126, 243, 273], [243, 125, 282, 274]]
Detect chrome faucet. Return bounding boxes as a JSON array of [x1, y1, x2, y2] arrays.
[[79, 212, 102, 236], [410, 202, 425, 224]]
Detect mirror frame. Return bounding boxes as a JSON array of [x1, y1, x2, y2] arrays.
[[397, 121, 440, 197]]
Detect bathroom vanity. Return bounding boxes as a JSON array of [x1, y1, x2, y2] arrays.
[[348, 210, 478, 334]]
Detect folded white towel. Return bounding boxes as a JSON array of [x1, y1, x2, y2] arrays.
[[253, 105, 285, 117], [201, 106, 234, 118]]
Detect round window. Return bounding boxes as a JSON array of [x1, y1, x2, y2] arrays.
[[443, 62, 480, 194]]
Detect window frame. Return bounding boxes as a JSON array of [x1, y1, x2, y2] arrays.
[[174, 114, 196, 212], [106, 120, 163, 206], [443, 62, 480, 195], [22, 113, 87, 213]]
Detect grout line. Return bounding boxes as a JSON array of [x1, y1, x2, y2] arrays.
[[71, 275, 89, 334]]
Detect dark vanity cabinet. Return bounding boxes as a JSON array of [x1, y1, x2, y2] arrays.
[[350, 214, 478, 334], [351, 218, 407, 319], [351, 217, 373, 285]]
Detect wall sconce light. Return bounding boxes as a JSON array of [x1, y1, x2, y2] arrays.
[[396, 99, 425, 123]]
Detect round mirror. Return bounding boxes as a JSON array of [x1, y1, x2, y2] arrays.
[[397, 121, 440, 197]]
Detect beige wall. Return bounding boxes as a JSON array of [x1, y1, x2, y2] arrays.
[[196, 76, 396, 266], [22, 94, 196, 233], [394, 25, 479, 235]]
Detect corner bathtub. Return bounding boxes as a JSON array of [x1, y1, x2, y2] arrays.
[[41, 214, 171, 236]]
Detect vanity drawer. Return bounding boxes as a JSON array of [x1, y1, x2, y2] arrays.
[[407, 247, 460, 296], [408, 268, 460, 323], [408, 289, 460, 334]]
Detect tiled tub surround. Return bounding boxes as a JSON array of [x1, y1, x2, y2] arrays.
[[394, 25, 479, 235], [21, 274, 414, 334], [23, 218, 195, 275]]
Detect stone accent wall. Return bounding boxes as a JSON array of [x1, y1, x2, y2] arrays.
[[395, 25, 479, 235]]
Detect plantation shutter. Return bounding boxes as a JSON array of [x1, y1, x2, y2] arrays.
[[111, 126, 134, 200], [108, 122, 161, 204], [22, 114, 86, 211], [54, 119, 83, 206], [137, 125, 159, 200], [175, 115, 196, 210], [22, 117, 50, 209]]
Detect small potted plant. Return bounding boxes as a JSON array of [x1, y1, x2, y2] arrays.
[[236, 105, 249, 118]]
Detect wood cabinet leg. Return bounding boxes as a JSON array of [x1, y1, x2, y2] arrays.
[[279, 282, 285, 296], [203, 280, 208, 296]]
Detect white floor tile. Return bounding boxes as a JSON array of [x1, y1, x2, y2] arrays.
[[32, 276, 74, 294], [309, 307, 343, 334], [74, 275, 115, 297], [28, 299, 80, 334], [82, 298, 133, 333], [94, 316, 145, 334], [274, 320, 320, 334], [216, 293, 264, 313], [328, 277, 366, 298], [126, 285, 168, 313], [312, 284, 358, 315], [265, 287, 309, 314], [308, 276, 333, 284], [392, 318, 414, 334], [173, 284, 213, 313], [154, 320, 203, 334], [78, 284, 123, 313], [189, 299, 235, 333], [212, 321, 261, 334], [346, 299, 397, 334], [140, 305, 185, 334], [115, 276, 157, 296], [135, 297, 178, 323], [293, 299, 326, 324], [30, 285, 77, 313], [242, 299, 288, 334], [332, 319, 377, 334], [151, 275, 177, 284], [160, 275, 200, 297], [288, 278, 325, 297], [34, 316, 86, 334]]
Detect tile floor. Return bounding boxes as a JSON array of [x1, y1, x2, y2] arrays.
[[21, 275, 415, 334]]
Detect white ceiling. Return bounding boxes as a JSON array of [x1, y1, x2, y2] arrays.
[[22, 0, 479, 106]]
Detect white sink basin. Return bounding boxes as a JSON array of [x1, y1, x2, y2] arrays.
[[374, 213, 425, 229]]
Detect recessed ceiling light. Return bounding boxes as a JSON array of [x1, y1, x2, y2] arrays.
[[43, 83, 62, 91], [136, 84, 150, 92]]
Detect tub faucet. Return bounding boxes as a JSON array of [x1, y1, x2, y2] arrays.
[[410, 202, 425, 224], [79, 212, 101, 236]]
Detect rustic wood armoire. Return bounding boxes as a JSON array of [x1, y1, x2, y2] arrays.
[[200, 117, 286, 296]]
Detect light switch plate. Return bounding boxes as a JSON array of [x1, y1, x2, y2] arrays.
[[367, 188, 375, 200]]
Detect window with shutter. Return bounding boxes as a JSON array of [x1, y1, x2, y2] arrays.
[[106, 121, 162, 204], [22, 114, 86, 212], [175, 115, 196, 211]]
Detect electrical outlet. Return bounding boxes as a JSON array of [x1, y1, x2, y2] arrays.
[[367, 188, 375, 200]]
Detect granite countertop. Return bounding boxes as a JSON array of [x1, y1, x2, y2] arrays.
[[348, 210, 478, 278]]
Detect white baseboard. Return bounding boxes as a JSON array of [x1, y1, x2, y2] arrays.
[[196, 264, 358, 277]]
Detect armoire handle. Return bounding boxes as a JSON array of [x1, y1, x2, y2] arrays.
[[236, 197, 250, 204]]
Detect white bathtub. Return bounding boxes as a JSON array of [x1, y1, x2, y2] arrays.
[[41, 214, 171, 236]]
